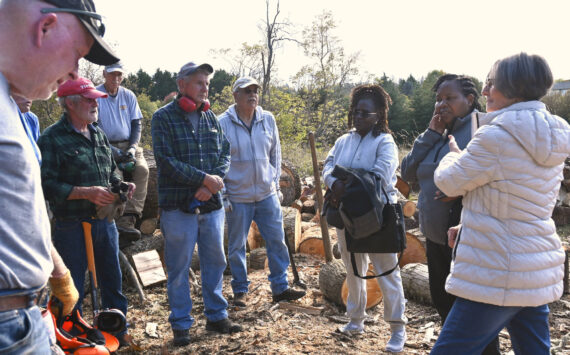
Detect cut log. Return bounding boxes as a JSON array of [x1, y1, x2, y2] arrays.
[[401, 263, 432, 305], [301, 213, 314, 222], [141, 149, 158, 221], [249, 247, 268, 270], [302, 199, 316, 214], [396, 175, 410, 198], [298, 225, 337, 257], [341, 264, 383, 310], [399, 199, 417, 218], [318, 259, 347, 306], [404, 216, 419, 230], [247, 221, 264, 250], [282, 207, 300, 254], [139, 218, 157, 235], [400, 231, 427, 267], [280, 159, 301, 207], [290, 200, 303, 211]]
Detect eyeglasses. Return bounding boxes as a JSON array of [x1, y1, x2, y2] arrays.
[[41, 8, 105, 36], [484, 78, 495, 89], [353, 110, 377, 118]]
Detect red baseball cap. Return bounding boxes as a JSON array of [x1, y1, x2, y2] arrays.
[[57, 77, 108, 99]]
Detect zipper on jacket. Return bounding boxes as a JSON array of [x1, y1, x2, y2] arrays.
[[433, 134, 449, 163]]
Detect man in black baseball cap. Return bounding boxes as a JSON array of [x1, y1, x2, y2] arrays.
[[0, 0, 119, 352], [41, 0, 119, 65]]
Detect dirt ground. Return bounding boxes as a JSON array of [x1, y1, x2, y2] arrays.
[[102, 251, 570, 355]]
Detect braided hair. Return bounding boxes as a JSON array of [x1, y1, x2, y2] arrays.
[[432, 74, 481, 111], [347, 84, 393, 136]]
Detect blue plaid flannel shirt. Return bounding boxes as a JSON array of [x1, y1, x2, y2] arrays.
[[151, 101, 230, 210]]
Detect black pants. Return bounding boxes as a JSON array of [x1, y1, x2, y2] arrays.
[[426, 238, 501, 355]]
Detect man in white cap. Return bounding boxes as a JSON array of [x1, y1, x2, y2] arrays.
[[38, 77, 135, 346], [0, 0, 119, 352], [96, 61, 149, 244], [152, 61, 242, 347], [218, 77, 306, 308]]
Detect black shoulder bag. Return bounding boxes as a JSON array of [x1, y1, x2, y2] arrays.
[[344, 183, 407, 279]]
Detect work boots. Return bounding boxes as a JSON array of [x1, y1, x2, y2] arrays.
[[115, 214, 141, 247]]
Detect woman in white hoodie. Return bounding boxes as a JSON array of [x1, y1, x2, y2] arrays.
[[431, 53, 570, 354], [323, 84, 407, 353]]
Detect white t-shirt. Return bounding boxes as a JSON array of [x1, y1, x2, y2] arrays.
[[96, 85, 143, 141]]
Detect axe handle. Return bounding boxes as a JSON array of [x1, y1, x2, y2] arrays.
[[82, 221, 98, 288]]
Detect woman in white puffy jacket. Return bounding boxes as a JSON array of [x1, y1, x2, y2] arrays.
[[431, 53, 570, 355]]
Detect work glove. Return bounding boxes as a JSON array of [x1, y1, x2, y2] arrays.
[[49, 270, 79, 316], [96, 183, 127, 222]]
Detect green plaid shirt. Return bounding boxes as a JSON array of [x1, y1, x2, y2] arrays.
[[151, 101, 230, 210], [37, 115, 121, 220]]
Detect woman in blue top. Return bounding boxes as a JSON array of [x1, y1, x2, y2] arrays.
[[401, 74, 499, 354]]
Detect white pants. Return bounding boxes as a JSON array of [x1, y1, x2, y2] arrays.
[[337, 228, 407, 327]]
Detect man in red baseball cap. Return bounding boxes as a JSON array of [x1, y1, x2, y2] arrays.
[[0, 1, 119, 353], [38, 77, 135, 348]]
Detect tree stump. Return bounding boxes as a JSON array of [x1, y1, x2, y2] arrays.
[[249, 247, 268, 270], [341, 264, 383, 310], [280, 159, 301, 207], [141, 149, 158, 220], [399, 230, 427, 267], [401, 263, 432, 305], [318, 259, 347, 306]]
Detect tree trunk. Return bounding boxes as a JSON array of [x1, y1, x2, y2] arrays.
[[249, 247, 268, 270], [399, 199, 417, 218], [341, 264, 383, 310], [318, 259, 346, 306], [298, 225, 337, 257], [280, 159, 301, 207], [319, 260, 383, 309], [247, 221, 264, 250], [401, 263, 432, 306], [282, 207, 301, 254], [139, 218, 158, 235]]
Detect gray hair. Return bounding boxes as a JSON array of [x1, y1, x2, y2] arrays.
[[58, 94, 82, 112], [490, 52, 553, 101], [176, 68, 211, 92]]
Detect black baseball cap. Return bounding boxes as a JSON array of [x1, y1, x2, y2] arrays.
[[41, 0, 119, 65]]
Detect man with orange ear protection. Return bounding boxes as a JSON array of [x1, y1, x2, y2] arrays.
[[151, 61, 242, 347]]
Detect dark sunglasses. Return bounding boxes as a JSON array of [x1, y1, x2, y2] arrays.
[[41, 7, 105, 36]]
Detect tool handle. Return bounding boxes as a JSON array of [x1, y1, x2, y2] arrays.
[[82, 221, 98, 288], [308, 132, 333, 262]]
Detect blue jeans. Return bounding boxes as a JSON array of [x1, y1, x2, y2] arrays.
[[226, 194, 289, 295], [161, 208, 228, 330], [0, 297, 50, 355], [53, 219, 128, 318], [431, 297, 550, 355]]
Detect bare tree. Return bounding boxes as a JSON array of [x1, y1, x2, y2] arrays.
[[258, 0, 297, 106]]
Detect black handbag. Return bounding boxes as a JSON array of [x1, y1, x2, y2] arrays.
[[345, 186, 407, 279], [322, 189, 344, 229]]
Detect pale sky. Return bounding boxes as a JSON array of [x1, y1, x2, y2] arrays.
[[94, 0, 570, 83]]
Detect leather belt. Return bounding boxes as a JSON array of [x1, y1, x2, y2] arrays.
[[0, 291, 42, 312]]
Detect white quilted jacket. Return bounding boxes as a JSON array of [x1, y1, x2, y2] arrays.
[[434, 101, 570, 306]]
